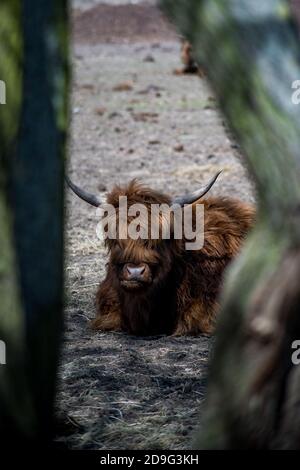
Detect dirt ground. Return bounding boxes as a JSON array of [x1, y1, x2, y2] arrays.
[[56, 2, 254, 449]]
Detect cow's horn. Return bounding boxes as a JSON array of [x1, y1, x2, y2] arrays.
[[172, 171, 222, 206], [65, 176, 103, 207]]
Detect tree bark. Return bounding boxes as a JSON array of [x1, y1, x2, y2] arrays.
[[160, 0, 300, 449], [0, 0, 69, 444]]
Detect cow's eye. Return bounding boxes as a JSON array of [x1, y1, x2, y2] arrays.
[[148, 261, 160, 267]]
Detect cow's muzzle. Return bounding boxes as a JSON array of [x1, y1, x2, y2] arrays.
[[121, 263, 152, 289]]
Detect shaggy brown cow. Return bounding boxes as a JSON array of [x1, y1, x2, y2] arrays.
[[174, 40, 205, 76], [67, 174, 254, 336]]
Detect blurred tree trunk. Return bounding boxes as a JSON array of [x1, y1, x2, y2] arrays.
[[161, 0, 300, 449], [0, 0, 69, 445]]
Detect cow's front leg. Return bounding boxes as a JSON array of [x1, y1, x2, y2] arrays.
[[91, 279, 122, 332], [173, 301, 217, 336]]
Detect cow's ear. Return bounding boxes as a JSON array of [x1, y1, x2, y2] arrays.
[[171, 171, 222, 207]]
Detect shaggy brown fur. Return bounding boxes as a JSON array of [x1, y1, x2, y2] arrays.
[[174, 40, 205, 77], [92, 180, 255, 336]]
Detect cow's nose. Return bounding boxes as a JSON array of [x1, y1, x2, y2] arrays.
[[126, 265, 146, 280], [122, 263, 152, 286]]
